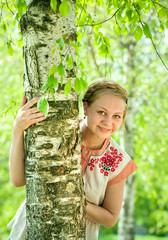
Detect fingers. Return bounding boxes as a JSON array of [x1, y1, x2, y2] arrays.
[[22, 97, 41, 110], [20, 96, 27, 108], [30, 116, 45, 124], [29, 112, 44, 119], [28, 107, 40, 115]]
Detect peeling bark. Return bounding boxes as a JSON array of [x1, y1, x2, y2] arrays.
[[21, 1, 85, 239]]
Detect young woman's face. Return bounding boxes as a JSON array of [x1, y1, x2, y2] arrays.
[[85, 93, 126, 141]]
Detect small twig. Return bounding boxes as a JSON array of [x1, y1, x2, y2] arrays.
[[77, 8, 121, 27], [151, 0, 168, 11], [6, 0, 14, 15], [150, 38, 168, 71], [151, 0, 162, 22]]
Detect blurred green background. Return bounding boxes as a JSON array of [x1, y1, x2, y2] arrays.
[[1, 4, 168, 240]]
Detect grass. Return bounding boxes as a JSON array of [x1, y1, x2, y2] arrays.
[[2, 233, 168, 240], [98, 235, 168, 240]]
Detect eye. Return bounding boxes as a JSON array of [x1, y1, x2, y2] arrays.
[[97, 111, 106, 116], [113, 115, 121, 119]]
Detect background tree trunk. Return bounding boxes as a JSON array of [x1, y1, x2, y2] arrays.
[[118, 41, 137, 240], [21, 0, 85, 239], [118, 103, 136, 240]]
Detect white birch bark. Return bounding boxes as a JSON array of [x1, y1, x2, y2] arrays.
[[118, 101, 135, 240], [118, 42, 137, 240], [20, 0, 86, 239]]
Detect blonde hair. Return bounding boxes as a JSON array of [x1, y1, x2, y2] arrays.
[[83, 79, 128, 128]]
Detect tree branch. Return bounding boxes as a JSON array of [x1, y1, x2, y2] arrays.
[[133, 2, 168, 71], [77, 8, 121, 27], [150, 38, 168, 71]]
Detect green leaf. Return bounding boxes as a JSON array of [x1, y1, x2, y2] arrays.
[[67, 57, 73, 70], [49, 65, 57, 76], [80, 78, 88, 92], [56, 37, 65, 50], [16, 0, 22, 8], [159, 24, 164, 32], [1, 22, 7, 32], [48, 75, 58, 89], [41, 81, 48, 93], [59, 0, 70, 18], [77, 30, 83, 42], [57, 63, 65, 76], [158, 8, 167, 18], [37, 96, 49, 118], [49, 86, 56, 103], [66, 54, 70, 62], [7, 41, 14, 56], [143, 23, 152, 39], [52, 48, 56, 55], [126, 9, 133, 21], [113, 23, 121, 35], [64, 79, 71, 95], [134, 25, 143, 41], [50, 0, 57, 12], [74, 77, 82, 93]]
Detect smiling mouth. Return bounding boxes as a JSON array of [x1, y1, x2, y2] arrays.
[[98, 126, 112, 133]]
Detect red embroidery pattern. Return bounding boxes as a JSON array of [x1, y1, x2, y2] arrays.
[[88, 147, 124, 176]]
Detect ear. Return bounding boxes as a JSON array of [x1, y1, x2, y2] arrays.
[[83, 102, 88, 116]]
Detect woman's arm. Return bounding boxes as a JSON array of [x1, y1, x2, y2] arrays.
[[9, 96, 45, 187], [86, 178, 126, 227]]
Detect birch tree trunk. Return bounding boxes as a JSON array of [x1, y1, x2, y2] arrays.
[[20, 0, 85, 239], [118, 42, 137, 240]]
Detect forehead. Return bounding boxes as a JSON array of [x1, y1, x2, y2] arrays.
[[89, 93, 126, 111]]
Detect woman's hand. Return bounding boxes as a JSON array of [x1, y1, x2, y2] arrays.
[[13, 96, 45, 134]]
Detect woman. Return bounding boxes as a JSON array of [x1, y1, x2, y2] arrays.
[[8, 79, 137, 240]]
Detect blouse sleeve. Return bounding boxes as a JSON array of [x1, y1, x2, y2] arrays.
[[107, 159, 137, 186]]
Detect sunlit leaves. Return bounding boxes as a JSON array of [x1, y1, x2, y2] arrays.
[[15, 0, 27, 19], [49, 65, 57, 76], [74, 77, 82, 93], [7, 41, 14, 56], [57, 63, 65, 76], [37, 96, 49, 117], [143, 22, 152, 39], [48, 74, 58, 89], [64, 79, 71, 95], [56, 37, 65, 50], [134, 25, 143, 41], [59, 0, 70, 17], [50, 0, 57, 12]]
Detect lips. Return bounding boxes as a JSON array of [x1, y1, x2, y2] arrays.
[[98, 126, 112, 133]]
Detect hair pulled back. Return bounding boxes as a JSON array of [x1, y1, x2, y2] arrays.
[[83, 78, 128, 128]]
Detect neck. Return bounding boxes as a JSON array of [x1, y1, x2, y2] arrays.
[[80, 118, 106, 150]]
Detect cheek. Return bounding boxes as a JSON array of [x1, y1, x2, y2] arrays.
[[114, 119, 122, 128]]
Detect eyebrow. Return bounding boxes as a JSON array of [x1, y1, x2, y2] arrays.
[[97, 106, 124, 114]]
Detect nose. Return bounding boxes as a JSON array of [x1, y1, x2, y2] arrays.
[[102, 115, 113, 126]]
